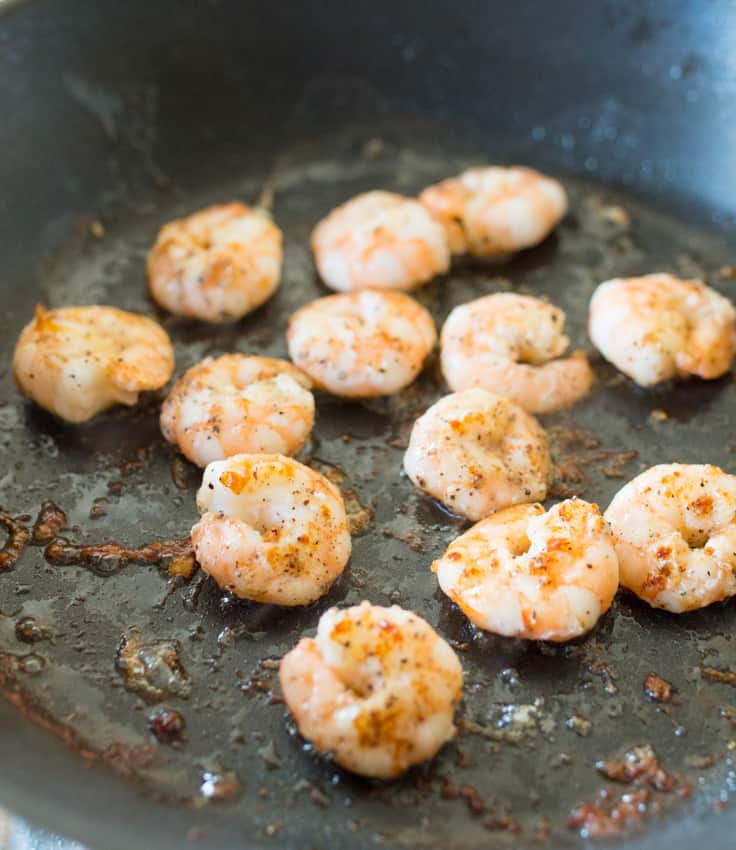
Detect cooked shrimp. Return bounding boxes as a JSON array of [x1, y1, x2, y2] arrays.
[[433, 499, 619, 641], [160, 355, 314, 467], [441, 293, 593, 413], [311, 191, 450, 292], [192, 453, 351, 605], [279, 601, 463, 778], [403, 389, 551, 520], [13, 305, 174, 423], [589, 274, 736, 387], [419, 166, 567, 256], [605, 464, 736, 612], [287, 290, 437, 397], [147, 202, 282, 322]]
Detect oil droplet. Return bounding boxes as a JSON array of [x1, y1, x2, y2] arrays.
[[20, 653, 46, 675], [199, 769, 241, 801]]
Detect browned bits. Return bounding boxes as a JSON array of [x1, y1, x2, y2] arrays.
[[14, 617, 52, 644], [643, 673, 675, 703], [116, 630, 191, 703], [595, 744, 682, 792], [45, 535, 194, 577], [568, 787, 654, 838], [0, 510, 31, 571], [148, 707, 185, 743], [441, 776, 485, 812], [30, 501, 67, 544], [701, 666, 736, 687], [548, 424, 637, 497], [89, 500, 109, 519]]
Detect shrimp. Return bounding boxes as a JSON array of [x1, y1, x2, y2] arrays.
[[12, 305, 174, 424], [604, 464, 736, 612], [440, 293, 593, 413], [589, 274, 736, 387], [279, 601, 463, 778], [191, 453, 351, 606], [160, 355, 314, 467], [433, 499, 619, 641], [419, 166, 567, 256], [311, 191, 450, 292], [287, 290, 437, 397], [147, 202, 282, 322], [403, 389, 552, 521]]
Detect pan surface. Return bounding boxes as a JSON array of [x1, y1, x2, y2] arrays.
[[2, 2, 736, 849]]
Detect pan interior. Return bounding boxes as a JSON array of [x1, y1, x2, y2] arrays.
[[1, 139, 736, 850]]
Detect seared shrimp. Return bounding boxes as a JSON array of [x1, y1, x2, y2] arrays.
[[311, 191, 450, 292], [13, 305, 174, 423], [605, 464, 736, 612], [192, 453, 351, 605], [433, 499, 619, 641], [403, 389, 551, 520], [279, 601, 463, 778], [419, 166, 567, 256], [161, 355, 314, 467], [441, 293, 593, 413], [287, 290, 436, 397], [589, 274, 736, 386], [147, 202, 282, 322]]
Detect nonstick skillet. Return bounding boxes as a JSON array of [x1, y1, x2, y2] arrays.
[[2, 1, 736, 848]]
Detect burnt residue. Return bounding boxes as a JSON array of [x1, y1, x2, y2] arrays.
[[548, 425, 638, 499], [149, 707, 185, 744], [307, 457, 373, 535], [596, 744, 685, 792], [30, 501, 67, 544], [569, 787, 656, 839], [116, 630, 191, 703], [701, 666, 736, 687], [0, 510, 31, 570], [644, 673, 676, 703], [570, 745, 692, 838], [15, 616, 52, 644], [440, 777, 486, 815], [45, 535, 195, 578]]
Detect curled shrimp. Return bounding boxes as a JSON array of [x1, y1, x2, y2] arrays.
[[311, 190, 450, 292], [589, 274, 736, 387], [433, 499, 619, 641], [147, 202, 282, 322], [13, 305, 174, 424], [605, 464, 736, 612], [419, 166, 567, 256], [440, 293, 593, 413], [191, 453, 351, 606], [160, 355, 314, 467], [279, 601, 463, 778], [403, 389, 552, 521], [287, 290, 437, 397]]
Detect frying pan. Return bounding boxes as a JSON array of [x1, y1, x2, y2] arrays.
[[2, 1, 736, 848]]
